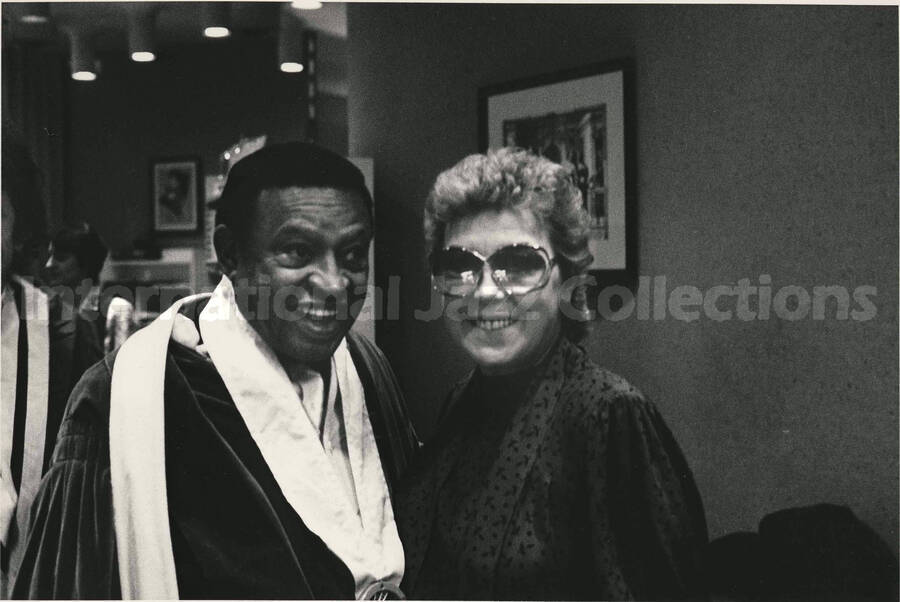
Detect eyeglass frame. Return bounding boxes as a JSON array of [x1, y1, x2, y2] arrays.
[[430, 243, 558, 298]]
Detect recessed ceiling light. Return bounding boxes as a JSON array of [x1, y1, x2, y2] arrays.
[[204, 26, 231, 38], [20, 3, 50, 23], [202, 4, 232, 38], [72, 71, 97, 82], [131, 51, 156, 62], [291, 0, 322, 9], [280, 62, 304, 73]]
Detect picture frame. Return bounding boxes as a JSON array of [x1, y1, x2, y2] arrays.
[[479, 60, 635, 273], [151, 158, 202, 233]]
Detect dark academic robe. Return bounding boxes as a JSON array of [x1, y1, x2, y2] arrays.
[[2, 282, 103, 581], [397, 337, 709, 601], [5, 280, 103, 476], [11, 300, 420, 599]]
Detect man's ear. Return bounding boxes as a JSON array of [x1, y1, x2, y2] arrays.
[[214, 224, 239, 278]]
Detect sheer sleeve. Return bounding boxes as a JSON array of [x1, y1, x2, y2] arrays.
[[586, 388, 708, 601], [12, 363, 120, 599]]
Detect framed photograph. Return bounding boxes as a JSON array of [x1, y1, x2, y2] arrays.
[[152, 158, 201, 233], [479, 61, 634, 272]]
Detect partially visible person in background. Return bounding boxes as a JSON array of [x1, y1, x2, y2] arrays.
[[42, 223, 106, 292], [397, 148, 708, 600], [41, 224, 135, 353], [0, 134, 103, 595]]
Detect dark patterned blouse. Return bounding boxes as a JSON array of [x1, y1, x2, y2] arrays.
[[396, 337, 708, 600]]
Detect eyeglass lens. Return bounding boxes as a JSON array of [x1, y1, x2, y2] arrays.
[[433, 245, 550, 296]]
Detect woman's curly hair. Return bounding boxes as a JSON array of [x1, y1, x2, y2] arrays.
[[424, 147, 594, 339]]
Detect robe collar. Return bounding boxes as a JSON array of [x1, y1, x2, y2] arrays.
[[0, 277, 50, 595], [199, 276, 404, 598], [110, 276, 404, 599]]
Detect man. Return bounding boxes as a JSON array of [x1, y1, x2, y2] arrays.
[[42, 223, 108, 293], [12, 143, 419, 599], [42, 223, 136, 353], [1, 138, 102, 596]]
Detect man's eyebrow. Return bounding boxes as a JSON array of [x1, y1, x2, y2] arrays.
[[271, 222, 371, 240]]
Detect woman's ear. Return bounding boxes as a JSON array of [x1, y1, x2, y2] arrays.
[[213, 225, 239, 279]]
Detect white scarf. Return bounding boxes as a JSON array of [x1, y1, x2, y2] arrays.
[[109, 276, 403, 599]]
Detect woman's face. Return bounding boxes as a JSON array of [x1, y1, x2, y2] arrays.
[[441, 208, 562, 374]]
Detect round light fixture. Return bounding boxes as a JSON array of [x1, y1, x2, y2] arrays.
[[278, 11, 304, 74], [128, 11, 157, 63], [69, 31, 98, 81]]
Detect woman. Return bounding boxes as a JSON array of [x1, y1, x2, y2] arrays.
[[396, 148, 708, 600]]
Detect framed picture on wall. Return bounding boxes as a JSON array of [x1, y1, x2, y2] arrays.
[[479, 61, 634, 273], [152, 158, 201, 233]]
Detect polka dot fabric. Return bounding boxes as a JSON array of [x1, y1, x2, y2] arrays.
[[396, 337, 709, 600]]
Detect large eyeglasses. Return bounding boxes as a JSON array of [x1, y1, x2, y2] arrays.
[[431, 244, 556, 298]]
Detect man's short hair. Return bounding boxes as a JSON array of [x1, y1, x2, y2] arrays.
[[214, 142, 373, 242], [51, 223, 109, 281]]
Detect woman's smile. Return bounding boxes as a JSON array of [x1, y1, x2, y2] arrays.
[[469, 316, 516, 331]]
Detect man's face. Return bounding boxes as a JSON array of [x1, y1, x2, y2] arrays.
[[233, 186, 371, 366], [42, 243, 84, 288]]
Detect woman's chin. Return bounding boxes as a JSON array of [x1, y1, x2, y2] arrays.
[[463, 344, 524, 374]]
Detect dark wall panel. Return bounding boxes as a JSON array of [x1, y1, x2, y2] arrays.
[[347, 4, 898, 548]]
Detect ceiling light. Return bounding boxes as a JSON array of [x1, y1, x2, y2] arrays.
[[128, 12, 157, 62], [291, 0, 322, 9], [202, 4, 231, 38], [204, 26, 230, 38], [69, 32, 98, 82], [20, 3, 50, 23], [279, 13, 304, 73], [280, 61, 303, 73]]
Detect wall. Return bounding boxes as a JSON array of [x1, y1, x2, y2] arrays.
[[2, 43, 68, 234], [347, 5, 898, 549], [65, 36, 346, 253]]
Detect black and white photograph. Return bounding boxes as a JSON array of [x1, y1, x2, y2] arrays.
[[502, 105, 608, 235], [1, 3, 897, 601], [152, 158, 200, 233], [482, 63, 630, 271]]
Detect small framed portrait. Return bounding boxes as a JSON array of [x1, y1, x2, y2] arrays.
[[152, 158, 201, 233], [479, 61, 635, 273]]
